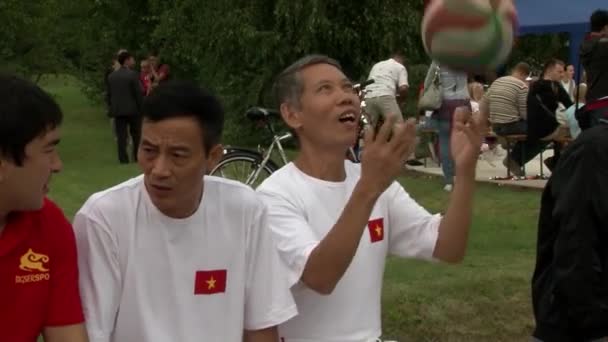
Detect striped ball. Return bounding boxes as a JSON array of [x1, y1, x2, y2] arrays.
[[422, 0, 518, 72]]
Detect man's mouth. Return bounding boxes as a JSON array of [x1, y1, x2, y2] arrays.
[[338, 112, 357, 123]]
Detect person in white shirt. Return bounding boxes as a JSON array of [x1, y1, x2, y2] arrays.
[[364, 50, 410, 128], [560, 64, 576, 101], [74, 80, 297, 342], [258, 55, 486, 341]]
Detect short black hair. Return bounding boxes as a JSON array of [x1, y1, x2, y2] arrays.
[[118, 51, 132, 65], [142, 80, 224, 153], [0, 74, 63, 166], [541, 58, 565, 79], [590, 10, 608, 32], [391, 48, 407, 59]]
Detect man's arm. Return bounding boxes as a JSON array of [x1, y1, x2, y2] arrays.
[[273, 117, 417, 295], [397, 66, 409, 97], [432, 107, 482, 263], [73, 211, 122, 342], [243, 201, 296, 332], [432, 169, 476, 263], [43, 324, 88, 342], [131, 72, 143, 112], [300, 182, 382, 294], [518, 86, 529, 120], [243, 327, 279, 342], [557, 82, 574, 108]]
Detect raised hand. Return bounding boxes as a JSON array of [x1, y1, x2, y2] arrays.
[[451, 106, 487, 176], [359, 114, 417, 194]]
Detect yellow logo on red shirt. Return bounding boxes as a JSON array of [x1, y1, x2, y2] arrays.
[[19, 248, 49, 272], [15, 248, 50, 284]]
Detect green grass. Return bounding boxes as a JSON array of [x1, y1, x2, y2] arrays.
[[41, 76, 541, 341]]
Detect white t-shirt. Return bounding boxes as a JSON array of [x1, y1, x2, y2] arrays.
[[256, 161, 441, 342], [74, 175, 297, 342], [365, 58, 409, 99]]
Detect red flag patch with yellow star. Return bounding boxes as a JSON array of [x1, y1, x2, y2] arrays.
[[367, 218, 384, 243], [194, 270, 227, 295]]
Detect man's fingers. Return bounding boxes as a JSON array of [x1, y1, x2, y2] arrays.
[[375, 113, 397, 143], [362, 124, 374, 146], [392, 118, 417, 157], [454, 106, 472, 126]]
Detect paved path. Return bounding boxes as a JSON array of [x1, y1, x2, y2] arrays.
[[408, 146, 553, 191]]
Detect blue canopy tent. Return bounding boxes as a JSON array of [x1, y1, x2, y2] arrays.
[[515, 0, 605, 76]]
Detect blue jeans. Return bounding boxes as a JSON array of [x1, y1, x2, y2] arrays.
[[434, 116, 454, 185], [418, 116, 454, 185]]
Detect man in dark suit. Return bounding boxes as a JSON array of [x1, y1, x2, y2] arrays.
[[107, 51, 143, 164]]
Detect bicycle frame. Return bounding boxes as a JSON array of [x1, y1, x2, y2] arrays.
[[244, 132, 292, 185]]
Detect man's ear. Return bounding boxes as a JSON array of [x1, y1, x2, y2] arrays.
[[205, 144, 225, 174], [280, 102, 303, 132]]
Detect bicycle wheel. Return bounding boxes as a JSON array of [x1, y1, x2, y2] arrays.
[[210, 152, 278, 188]]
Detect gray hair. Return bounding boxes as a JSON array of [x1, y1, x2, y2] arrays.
[[274, 54, 342, 109]]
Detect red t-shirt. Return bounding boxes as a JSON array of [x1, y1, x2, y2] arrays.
[[0, 198, 84, 342]]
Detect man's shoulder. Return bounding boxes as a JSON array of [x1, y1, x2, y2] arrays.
[[494, 76, 527, 89], [256, 163, 296, 192], [77, 175, 144, 219], [205, 175, 262, 205]]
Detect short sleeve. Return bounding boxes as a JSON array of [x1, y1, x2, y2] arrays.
[[244, 202, 297, 330], [398, 65, 409, 87], [257, 189, 320, 288], [386, 183, 441, 260], [73, 209, 122, 342], [45, 204, 85, 327]]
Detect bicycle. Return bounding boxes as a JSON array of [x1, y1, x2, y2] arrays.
[[210, 79, 375, 187]]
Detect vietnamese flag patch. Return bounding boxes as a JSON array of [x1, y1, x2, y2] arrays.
[[367, 218, 384, 243], [194, 270, 227, 295]]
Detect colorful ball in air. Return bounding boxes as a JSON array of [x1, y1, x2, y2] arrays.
[[421, 0, 518, 72]]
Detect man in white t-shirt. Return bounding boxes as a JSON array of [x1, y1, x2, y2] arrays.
[[73, 80, 297, 342], [364, 50, 409, 128], [257, 55, 486, 341]]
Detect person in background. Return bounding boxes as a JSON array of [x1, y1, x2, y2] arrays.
[[104, 49, 127, 140], [148, 53, 170, 92], [468, 81, 485, 115], [0, 74, 88, 342], [424, 60, 471, 192], [560, 64, 576, 101], [107, 51, 143, 164], [139, 60, 152, 96], [526, 58, 573, 171], [481, 62, 531, 176], [564, 84, 587, 139], [576, 9, 608, 131], [364, 49, 409, 128]]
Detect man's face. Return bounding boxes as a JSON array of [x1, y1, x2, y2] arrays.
[[566, 65, 575, 80], [138, 117, 222, 218], [0, 128, 62, 211], [281, 64, 361, 151], [546, 64, 564, 82], [127, 57, 136, 69]]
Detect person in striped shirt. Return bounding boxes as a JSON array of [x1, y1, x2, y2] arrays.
[[482, 62, 533, 176]]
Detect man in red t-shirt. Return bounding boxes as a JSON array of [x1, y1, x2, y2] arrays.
[[0, 74, 87, 342]]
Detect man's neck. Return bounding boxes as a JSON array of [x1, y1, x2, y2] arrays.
[[294, 145, 348, 182]]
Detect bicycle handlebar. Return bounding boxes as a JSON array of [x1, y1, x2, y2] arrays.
[[360, 79, 375, 88]]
